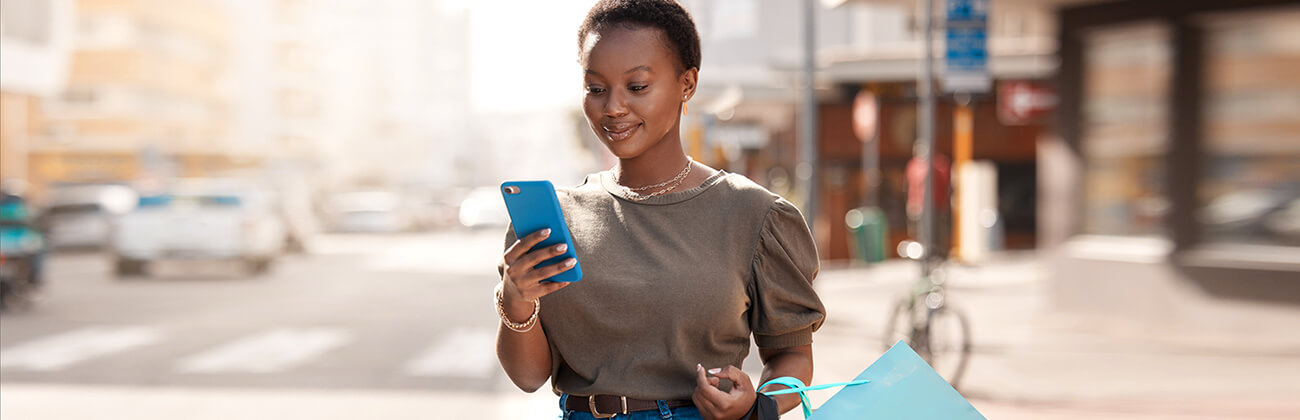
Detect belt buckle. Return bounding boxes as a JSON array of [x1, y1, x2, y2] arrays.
[[589, 395, 626, 419]]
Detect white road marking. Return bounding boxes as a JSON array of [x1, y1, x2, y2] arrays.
[[176, 328, 351, 374], [0, 327, 163, 371], [403, 328, 498, 378]]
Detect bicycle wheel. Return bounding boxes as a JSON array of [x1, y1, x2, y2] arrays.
[[923, 306, 971, 388], [881, 298, 915, 350]]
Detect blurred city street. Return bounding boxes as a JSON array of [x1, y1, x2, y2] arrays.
[[4, 229, 1299, 419], [3, 0, 1298, 418]]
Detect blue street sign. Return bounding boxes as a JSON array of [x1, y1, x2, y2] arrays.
[[947, 0, 988, 22], [944, 0, 990, 93], [946, 27, 987, 71]]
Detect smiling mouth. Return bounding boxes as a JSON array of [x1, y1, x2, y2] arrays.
[[603, 123, 641, 142]]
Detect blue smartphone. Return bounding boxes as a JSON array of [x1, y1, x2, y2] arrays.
[[500, 180, 582, 283]]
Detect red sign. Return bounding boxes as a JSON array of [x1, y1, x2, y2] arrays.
[[997, 81, 1056, 126]]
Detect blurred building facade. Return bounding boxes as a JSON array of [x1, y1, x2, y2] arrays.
[[31, 0, 242, 189], [819, 0, 1055, 260], [0, 0, 75, 197], [224, 0, 474, 193], [416, 1, 474, 191], [681, 0, 863, 258], [308, 0, 471, 191], [686, 0, 1300, 318], [223, 0, 329, 185], [3, 0, 474, 204], [801, 0, 1300, 318], [683, 0, 1053, 260], [1044, 0, 1300, 322]]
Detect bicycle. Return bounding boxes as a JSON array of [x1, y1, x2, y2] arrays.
[[881, 240, 972, 389]]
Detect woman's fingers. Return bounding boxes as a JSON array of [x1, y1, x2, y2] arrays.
[[498, 227, 575, 301], [694, 363, 710, 387], [517, 242, 569, 269], [708, 365, 749, 386], [508, 260, 576, 301], [521, 258, 577, 284], [536, 280, 571, 295], [715, 365, 754, 395], [694, 364, 726, 399], [692, 365, 724, 419], [503, 228, 551, 263], [503, 231, 574, 292], [692, 365, 756, 419]]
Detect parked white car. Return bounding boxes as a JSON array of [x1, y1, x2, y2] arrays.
[[110, 179, 286, 277], [41, 184, 137, 249]]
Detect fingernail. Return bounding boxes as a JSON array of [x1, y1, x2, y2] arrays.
[[555, 244, 568, 252], [696, 364, 703, 371], [541, 228, 551, 236], [564, 258, 576, 267], [707, 368, 721, 375]]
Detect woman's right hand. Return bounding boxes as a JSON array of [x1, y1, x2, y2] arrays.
[[500, 228, 576, 310], [497, 228, 573, 392]]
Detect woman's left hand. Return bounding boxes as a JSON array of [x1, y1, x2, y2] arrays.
[[693, 364, 757, 420]]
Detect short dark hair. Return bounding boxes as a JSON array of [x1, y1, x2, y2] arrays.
[[577, 0, 701, 73]]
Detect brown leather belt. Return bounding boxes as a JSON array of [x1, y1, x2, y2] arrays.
[[565, 395, 694, 418]]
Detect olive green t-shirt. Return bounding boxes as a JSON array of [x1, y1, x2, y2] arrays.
[[501, 170, 826, 400]]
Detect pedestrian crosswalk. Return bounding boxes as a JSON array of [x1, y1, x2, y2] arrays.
[[177, 328, 353, 374], [1, 325, 501, 379], [0, 327, 163, 371], [403, 328, 498, 378]]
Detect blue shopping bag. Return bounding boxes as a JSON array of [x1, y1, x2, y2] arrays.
[[762, 341, 985, 419]]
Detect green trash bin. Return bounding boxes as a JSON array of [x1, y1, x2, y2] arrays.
[[846, 206, 888, 263]]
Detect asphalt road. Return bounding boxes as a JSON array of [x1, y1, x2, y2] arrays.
[[6, 229, 1299, 419], [1, 230, 509, 393]]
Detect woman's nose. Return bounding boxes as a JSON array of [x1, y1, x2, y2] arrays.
[[603, 90, 628, 117]]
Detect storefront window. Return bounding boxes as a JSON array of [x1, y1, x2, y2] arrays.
[[1081, 24, 1171, 236], [1201, 9, 1300, 247]]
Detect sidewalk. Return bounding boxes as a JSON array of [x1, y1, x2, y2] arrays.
[[809, 254, 1300, 418]]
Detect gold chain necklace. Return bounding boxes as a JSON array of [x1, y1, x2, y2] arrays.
[[617, 158, 693, 201]]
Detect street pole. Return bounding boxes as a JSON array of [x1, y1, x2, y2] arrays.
[[920, 0, 936, 277], [859, 87, 880, 208], [953, 94, 973, 261], [864, 117, 879, 209], [800, 0, 819, 234]]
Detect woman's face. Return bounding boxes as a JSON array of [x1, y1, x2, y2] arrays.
[[580, 26, 696, 160]]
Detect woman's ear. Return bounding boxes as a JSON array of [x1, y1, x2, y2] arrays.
[[680, 67, 699, 102]]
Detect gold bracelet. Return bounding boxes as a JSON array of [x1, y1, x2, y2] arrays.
[[495, 282, 539, 333]]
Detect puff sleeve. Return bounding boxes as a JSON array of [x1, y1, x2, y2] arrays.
[[748, 198, 827, 349]]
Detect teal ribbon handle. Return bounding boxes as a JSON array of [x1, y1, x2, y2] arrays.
[[758, 377, 871, 419]]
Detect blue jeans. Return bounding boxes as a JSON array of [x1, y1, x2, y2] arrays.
[[558, 394, 702, 420]]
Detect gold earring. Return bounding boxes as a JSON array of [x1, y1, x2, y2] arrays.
[[682, 102, 689, 116]]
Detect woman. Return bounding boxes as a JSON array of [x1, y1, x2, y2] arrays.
[[495, 1, 825, 419]]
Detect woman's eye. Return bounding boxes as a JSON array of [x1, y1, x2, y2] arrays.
[[629, 85, 648, 92], [586, 86, 606, 94]]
